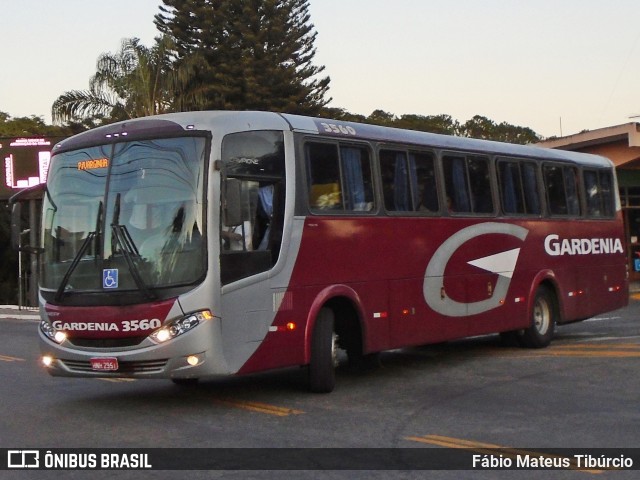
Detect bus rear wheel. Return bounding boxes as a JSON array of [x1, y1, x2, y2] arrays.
[[308, 308, 338, 393], [519, 286, 556, 348]]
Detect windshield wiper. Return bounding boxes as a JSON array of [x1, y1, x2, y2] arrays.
[[110, 193, 156, 300], [54, 231, 96, 302], [111, 224, 156, 300], [54, 201, 103, 302]]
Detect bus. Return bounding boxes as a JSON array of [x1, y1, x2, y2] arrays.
[[12, 111, 628, 393]]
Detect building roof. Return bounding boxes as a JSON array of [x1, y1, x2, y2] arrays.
[[538, 123, 640, 169]]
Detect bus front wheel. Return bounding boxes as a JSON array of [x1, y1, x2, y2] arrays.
[[309, 308, 338, 393], [520, 286, 557, 348]]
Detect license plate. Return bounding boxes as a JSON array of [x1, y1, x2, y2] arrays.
[[90, 357, 119, 371]]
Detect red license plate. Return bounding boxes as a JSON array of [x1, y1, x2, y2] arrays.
[[90, 357, 119, 371]]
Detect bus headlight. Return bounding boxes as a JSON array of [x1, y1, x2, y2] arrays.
[[150, 310, 212, 344], [40, 320, 67, 344]]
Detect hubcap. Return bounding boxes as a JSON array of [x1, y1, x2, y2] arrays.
[[533, 297, 551, 335], [331, 333, 339, 368]]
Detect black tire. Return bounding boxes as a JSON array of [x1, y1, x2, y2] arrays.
[[519, 286, 557, 348], [309, 308, 337, 393]]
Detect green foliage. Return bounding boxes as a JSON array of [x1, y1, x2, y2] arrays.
[[460, 115, 541, 144], [0, 111, 73, 136], [51, 36, 200, 125], [155, 0, 331, 114], [319, 108, 540, 144]]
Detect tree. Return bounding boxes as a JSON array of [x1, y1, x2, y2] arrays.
[[52, 36, 203, 124], [0, 111, 72, 136], [155, 0, 331, 114], [461, 115, 540, 144], [395, 114, 460, 135]]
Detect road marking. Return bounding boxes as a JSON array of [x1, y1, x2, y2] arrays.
[[0, 354, 26, 362], [0, 314, 40, 321], [529, 343, 640, 358], [213, 398, 304, 417], [409, 342, 640, 360], [405, 435, 604, 474]]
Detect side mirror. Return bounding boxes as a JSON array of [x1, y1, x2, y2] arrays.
[[10, 202, 22, 251], [223, 178, 243, 227]]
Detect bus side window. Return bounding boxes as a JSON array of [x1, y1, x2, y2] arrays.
[[522, 162, 541, 214], [306, 142, 374, 213], [339, 146, 374, 211], [584, 170, 601, 216], [443, 154, 492, 214], [443, 155, 471, 213], [498, 160, 541, 216], [380, 150, 410, 212], [411, 152, 439, 212], [544, 164, 581, 216], [468, 156, 493, 213], [600, 170, 614, 217], [499, 161, 524, 214], [585, 169, 615, 218], [564, 166, 581, 216], [544, 165, 568, 215], [307, 143, 343, 211]]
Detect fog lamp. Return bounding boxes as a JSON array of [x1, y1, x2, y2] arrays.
[[187, 355, 199, 366]]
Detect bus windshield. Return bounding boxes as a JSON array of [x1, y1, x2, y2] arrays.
[[41, 136, 207, 297]]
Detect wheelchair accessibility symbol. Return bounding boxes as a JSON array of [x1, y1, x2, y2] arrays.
[[103, 269, 119, 289]]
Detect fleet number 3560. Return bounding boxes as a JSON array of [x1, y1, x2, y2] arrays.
[[121, 319, 161, 332]]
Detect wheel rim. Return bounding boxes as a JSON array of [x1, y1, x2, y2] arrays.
[[533, 297, 551, 335], [331, 332, 339, 368]]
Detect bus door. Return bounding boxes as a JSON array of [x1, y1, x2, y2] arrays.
[[218, 131, 287, 371]]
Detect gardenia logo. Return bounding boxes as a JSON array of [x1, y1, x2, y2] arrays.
[[544, 234, 624, 256]]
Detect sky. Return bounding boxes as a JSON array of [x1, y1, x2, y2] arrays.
[[1, 0, 640, 139]]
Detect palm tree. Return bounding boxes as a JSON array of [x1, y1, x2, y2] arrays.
[[52, 36, 205, 124]]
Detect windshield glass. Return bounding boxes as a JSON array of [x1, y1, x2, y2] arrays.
[[41, 136, 207, 296]]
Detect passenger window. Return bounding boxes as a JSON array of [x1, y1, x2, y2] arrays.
[[498, 160, 541, 215], [412, 152, 439, 212], [443, 155, 471, 213], [468, 156, 493, 213], [307, 143, 342, 210], [443, 154, 493, 214], [380, 150, 439, 213], [306, 142, 374, 212], [600, 171, 614, 217], [544, 164, 581, 216], [380, 150, 410, 211], [584, 169, 615, 218]]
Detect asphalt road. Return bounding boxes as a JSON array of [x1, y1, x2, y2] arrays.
[[1, 299, 639, 479]]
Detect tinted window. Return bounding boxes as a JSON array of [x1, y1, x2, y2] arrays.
[[544, 164, 581, 216], [380, 150, 439, 213], [498, 160, 541, 215], [306, 142, 374, 212], [584, 169, 615, 218], [443, 154, 493, 214]]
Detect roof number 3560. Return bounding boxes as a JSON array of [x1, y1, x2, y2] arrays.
[[320, 122, 357, 136]]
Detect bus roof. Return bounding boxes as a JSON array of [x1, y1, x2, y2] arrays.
[[281, 113, 614, 168], [54, 111, 613, 169]]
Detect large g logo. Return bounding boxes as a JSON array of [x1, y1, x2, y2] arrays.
[[423, 222, 529, 317]]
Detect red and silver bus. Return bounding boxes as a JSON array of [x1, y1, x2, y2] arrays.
[[20, 111, 628, 392]]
